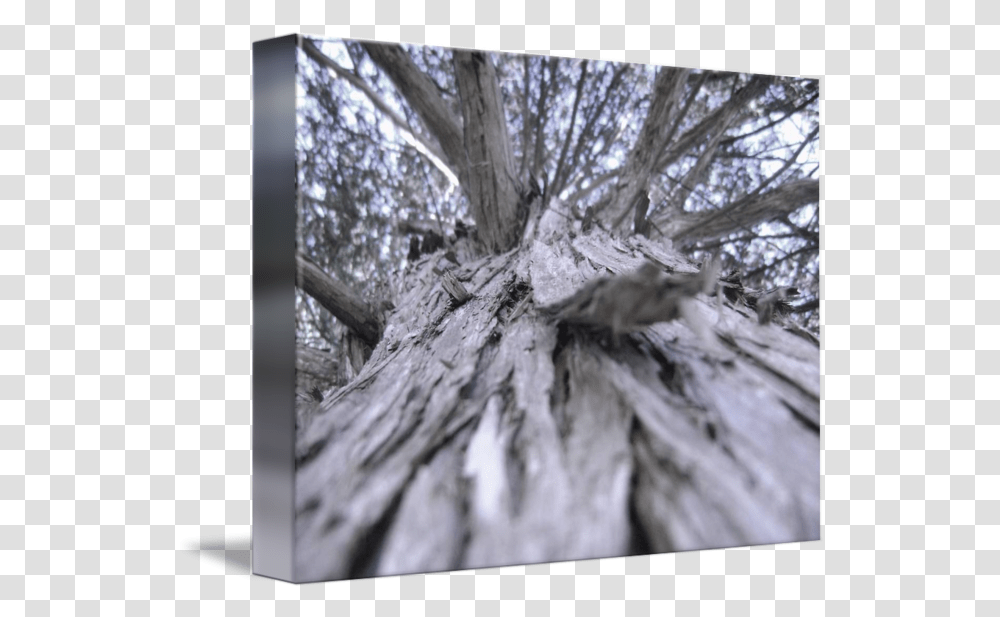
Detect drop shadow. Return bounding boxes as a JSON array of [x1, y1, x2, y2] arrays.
[[185, 535, 254, 575]]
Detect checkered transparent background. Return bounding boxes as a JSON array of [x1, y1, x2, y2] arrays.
[[0, 0, 996, 613]]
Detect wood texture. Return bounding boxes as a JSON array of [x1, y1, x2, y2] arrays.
[[453, 50, 524, 252], [294, 199, 819, 582]]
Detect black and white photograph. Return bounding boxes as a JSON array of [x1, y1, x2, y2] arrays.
[[289, 36, 820, 583]]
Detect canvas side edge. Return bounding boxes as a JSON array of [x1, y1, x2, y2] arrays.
[[251, 33, 299, 583]]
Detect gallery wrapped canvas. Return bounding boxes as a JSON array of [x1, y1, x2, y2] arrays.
[[253, 34, 820, 584]]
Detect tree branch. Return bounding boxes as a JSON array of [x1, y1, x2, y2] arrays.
[[742, 243, 817, 280], [301, 38, 457, 180], [720, 92, 818, 147], [361, 42, 467, 178], [565, 168, 620, 208], [657, 70, 709, 161], [738, 126, 819, 206], [519, 54, 532, 179], [780, 213, 819, 243], [551, 60, 588, 198], [453, 50, 523, 252], [552, 63, 630, 198], [665, 178, 819, 247], [654, 75, 769, 173], [531, 57, 557, 182], [296, 253, 382, 346], [790, 297, 819, 314], [603, 67, 691, 230]]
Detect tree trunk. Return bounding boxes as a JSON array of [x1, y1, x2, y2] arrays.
[[294, 198, 819, 582]]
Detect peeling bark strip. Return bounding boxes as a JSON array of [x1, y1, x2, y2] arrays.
[[440, 270, 472, 306], [295, 253, 381, 345], [538, 262, 716, 340], [454, 51, 524, 253]]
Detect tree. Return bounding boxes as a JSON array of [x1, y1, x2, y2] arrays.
[[291, 37, 820, 582]]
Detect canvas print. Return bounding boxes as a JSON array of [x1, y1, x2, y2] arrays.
[[253, 34, 820, 583]]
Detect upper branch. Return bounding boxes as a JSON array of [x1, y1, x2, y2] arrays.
[[550, 60, 589, 197], [654, 75, 770, 173], [665, 178, 819, 247], [302, 39, 457, 179], [602, 66, 691, 230], [453, 50, 524, 252], [361, 42, 468, 178]]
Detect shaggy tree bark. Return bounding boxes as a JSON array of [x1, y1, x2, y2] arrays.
[[293, 43, 820, 582], [294, 198, 819, 581]]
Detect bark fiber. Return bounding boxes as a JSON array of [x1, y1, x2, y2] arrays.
[[294, 199, 819, 582]]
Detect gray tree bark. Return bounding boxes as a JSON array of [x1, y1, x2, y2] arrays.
[[294, 198, 819, 582]]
